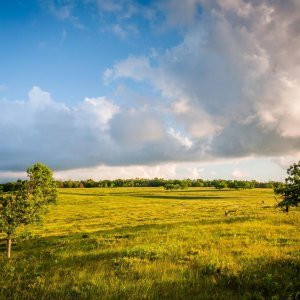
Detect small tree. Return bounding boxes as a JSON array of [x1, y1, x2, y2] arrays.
[[274, 161, 300, 213], [214, 180, 227, 190], [164, 183, 180, 190], [0, 162, 57, 258]]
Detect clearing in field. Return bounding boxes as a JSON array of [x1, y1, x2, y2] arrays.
[[0, 187, 299, 299]]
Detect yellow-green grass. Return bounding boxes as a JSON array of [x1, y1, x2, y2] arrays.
[[0, 188, 299, 299]]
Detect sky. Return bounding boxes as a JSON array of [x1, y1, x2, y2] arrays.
[[0, 0, 299, 182]]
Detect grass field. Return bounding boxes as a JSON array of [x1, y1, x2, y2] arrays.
[[0, 187, 299, 299]]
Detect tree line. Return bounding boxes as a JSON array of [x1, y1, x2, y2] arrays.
[[1, 178, 282, 191], [58, 178, 284, 190]]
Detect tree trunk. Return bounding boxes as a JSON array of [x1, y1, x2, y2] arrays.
[[7, 235, 12, 259]]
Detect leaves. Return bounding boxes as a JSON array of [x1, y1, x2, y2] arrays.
[[274, 161, 300, 211], [0, 163, 57, 237]]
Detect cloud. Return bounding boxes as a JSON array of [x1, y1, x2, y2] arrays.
[[0, 86, 208, 172], [156, 0, 202, 29], [2, 1, 300, 177], [109, 110, 164, 147], [54, 162, 205, 180], [167, 128, 193, 149], [54, 163, 178, 180], [94, 0, 141, 39], [104, 0, 300, 160], [97, 0, 137, 19], [80, 97, 120, 127], [272, 153, 300, 170], [210, 120, 300, 158], [107, 23, 138, 39], [0, 87, 119, 171], [47, 1, 73, 20], [232, 169, 249, 179], [0, 171, 26, 182], [44, 0, 84, 28]]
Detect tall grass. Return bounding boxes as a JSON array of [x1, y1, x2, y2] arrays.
[[0, 188, 299, 299]]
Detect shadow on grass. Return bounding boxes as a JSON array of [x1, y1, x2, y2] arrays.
[[59, 189, 240, 198], [128, 194, 236, 201], [147, 258, 300, 300], [59, 192, 102, 197], [59, 191, 144, 197], [171, 189, 237, 193], [0, 216, 254, 259], [1, 247, 299, 300]]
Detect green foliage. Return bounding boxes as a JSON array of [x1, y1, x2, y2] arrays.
[[0, 192, 24, 235], [48, 178, 281, 190], [0, 163, 57, 256], [26, 162, 57, 207], [275, 161, 300, 211], [213, 180, 227, 189], [2, 177, 281, 191], [164, 183, 181, 190]]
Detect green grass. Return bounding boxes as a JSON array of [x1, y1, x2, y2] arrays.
[[0, 187, 299, 299]]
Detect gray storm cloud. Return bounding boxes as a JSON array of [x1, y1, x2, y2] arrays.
[[0, 87, 206, 171], [106, 0, 300, 156], [0, 0, 299, 171]]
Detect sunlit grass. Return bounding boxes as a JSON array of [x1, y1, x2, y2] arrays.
[[0, 187, 299, 299]]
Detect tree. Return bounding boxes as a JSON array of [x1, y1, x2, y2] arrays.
[[164, 183, 180, 190], [0, 162, 57, 258], [180, 180, 190, 189], [213, 180, 227, 190], [274, 161, 300, 213]]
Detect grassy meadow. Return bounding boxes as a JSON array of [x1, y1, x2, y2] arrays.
[[0, 187, 299, 299]]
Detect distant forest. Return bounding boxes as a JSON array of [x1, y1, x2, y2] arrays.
[[1, 178, 283, 192]]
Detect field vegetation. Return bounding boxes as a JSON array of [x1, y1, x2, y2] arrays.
[[0, 187, 299, 299]]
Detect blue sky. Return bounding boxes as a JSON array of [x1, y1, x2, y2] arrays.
[[0, 0, 299, 182], [0, 0, 180, 103]]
